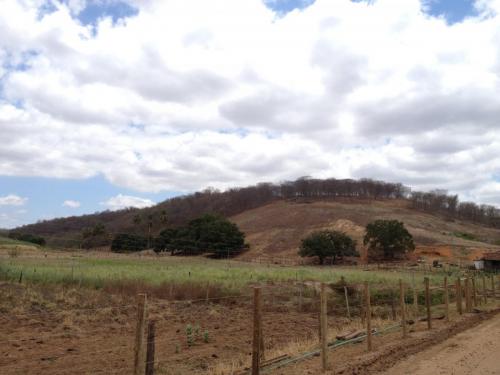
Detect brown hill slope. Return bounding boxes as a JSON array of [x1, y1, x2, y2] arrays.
[[230, 199, 500, 262]]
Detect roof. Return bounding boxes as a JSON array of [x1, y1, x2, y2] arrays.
[[482, 252, 500, 261]]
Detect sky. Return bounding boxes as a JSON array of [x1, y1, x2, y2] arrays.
[[0, 0, 499, 228]]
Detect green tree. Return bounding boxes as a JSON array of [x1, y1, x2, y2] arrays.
[[133, 214, 142, 225], [159, 210, 168, 224], [299, 230, 358, 265], [80, 223, 109, 249], [111, 233, 148, 252], [153, 228, 178, 254], [147, 213, 153, 248], [152, 214, 246, 257], [363, 220, 415, 260]]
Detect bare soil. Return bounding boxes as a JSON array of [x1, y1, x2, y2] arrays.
[[268, 309, 500, 375], [381, 311, 500, 375], [0, 282, 323, 374], [231, 199, 500, 261]]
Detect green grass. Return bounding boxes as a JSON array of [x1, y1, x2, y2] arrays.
[[0, 235, 38, 247], [452, 231, 479, 241], [0, 254, 451, 293]]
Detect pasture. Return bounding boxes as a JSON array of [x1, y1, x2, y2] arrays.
[[1, 245, 496, 375]]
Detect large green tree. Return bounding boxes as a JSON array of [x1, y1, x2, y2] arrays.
[[299, 230, 358, 265], [111, 233, 148, 252], [153, 214, 246, 257], [363, 220, 415, 260]]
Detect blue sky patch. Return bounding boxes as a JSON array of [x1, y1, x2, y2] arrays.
[[73, 0, 138, 26], [0, 175, 179, 228], [264, 0, 315, 14], [425, 0, 477, 24], [265, 0, 477, 24]]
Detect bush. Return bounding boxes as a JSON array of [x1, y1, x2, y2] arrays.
[[111, 233, 148, 252]]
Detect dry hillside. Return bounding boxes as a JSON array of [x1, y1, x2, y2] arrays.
[[230, 199, 500, 262]]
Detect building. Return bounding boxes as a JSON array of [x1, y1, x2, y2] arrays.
[[480, 252, 500, 271]]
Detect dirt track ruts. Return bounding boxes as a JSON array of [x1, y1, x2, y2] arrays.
[[340, 309, 500, 375], [380, 310, 500, 375]]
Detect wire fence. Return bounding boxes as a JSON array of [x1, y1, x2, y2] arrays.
[[1, 273, 499, 375]]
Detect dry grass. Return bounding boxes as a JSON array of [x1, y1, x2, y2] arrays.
[[206, 317, 396, 375]]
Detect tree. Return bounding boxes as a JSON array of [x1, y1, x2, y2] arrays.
[[111, 233, 148, 252], [80, 223, 109, 249], [153, 228, 178, 255], [299, 230, 358, 265], [133, 214, 142, 225], [363, 220, 415, 260], [152, 214, 246, 257], [159, 210, 168, 224], [147, 214, 153, 248]]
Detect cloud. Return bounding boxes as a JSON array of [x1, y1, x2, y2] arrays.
[[101, 194, 155, 210], [0, 0, 499, 207], [62, 200, 81, 208], [0, 194, 28, 206]]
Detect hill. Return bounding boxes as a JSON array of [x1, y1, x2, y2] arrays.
[[10, 177, 500, 251], [231, 199, 500, 262]]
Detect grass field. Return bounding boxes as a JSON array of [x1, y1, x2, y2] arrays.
[[0, 235, 38, 247], [0, 247, 453, 295]]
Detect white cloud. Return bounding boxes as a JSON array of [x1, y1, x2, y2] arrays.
[[62, 200, 81, 208], [101, 194, 155, 211], [0, 0, 499, 206], [0, 194, 28, 206]]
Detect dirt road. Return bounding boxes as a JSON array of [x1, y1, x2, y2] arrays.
[[381, 313, 500, 375]]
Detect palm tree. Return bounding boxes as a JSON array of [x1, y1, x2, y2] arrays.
[[159, 210, 168, 225], [133, 214, 142, 226], [147, 214, 153, 248]]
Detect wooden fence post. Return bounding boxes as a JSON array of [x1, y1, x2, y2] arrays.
[[483, 276, 487, 304], [320, 283, 329, 371], [364, 282, 372, 351], [145, 321, 156, 375], [472, 278, 477, 307], [391, 292, 397, 321], [465, 278, 471, 313], [424, 277, 431, 330], [252, 287, 262, 375], [399, 280, 407, 338], [456, 278, 462, 315], [492, 276, 496, 299], [444, 277, 449, 322], [134, 294, 147, 375], [298, 283, 303, 312], [344, 286, 351, 319], [413, 285, 418, 318]]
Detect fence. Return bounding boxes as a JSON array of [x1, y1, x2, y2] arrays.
[[1, 273, 500, 374]]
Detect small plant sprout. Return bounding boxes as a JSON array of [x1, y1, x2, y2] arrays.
[[203, 330, 209, 343], [186, 324, 194, 346], [194, 324, 200, 338]]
